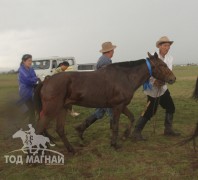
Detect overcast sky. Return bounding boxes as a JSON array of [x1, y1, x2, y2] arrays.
[[0, 0, 197, 70]]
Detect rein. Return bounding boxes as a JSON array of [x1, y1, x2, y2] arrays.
[[143, 57, 162, 135], [152, 88, 161, 135]]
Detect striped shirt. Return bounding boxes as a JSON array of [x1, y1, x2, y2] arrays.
[[96, 55, 112, 70]]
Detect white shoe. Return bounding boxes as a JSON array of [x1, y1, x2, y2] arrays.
[[70, 112, 80, 117]]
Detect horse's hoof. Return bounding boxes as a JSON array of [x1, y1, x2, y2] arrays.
[[69, 150, 76, 155], [111, 143, 122, 150], [68, 147, 76, 155], [123, 129, 131, 138], [74, 126, 84, 140], [79, 135, 84, 141], [131, 136, 147, 142]]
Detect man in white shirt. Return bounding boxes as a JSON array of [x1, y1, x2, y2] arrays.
[[132, 36, 180, 141]]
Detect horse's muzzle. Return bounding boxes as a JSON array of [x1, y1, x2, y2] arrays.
[[168, 77, 176, 84]]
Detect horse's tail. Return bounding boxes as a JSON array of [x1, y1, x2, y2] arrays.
[[177, 123, 198, 147], [34, 81, 43, 116], [193, 77, 198, 100]]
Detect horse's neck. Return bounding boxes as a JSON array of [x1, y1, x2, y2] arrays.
[[128, 63, 150, 91]]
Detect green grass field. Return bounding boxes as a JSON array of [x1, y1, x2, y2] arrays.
[[0, 66, 198, 180]]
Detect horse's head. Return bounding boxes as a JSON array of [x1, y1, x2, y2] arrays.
[[12, 128, 24, 139], [148, 52, 176, 84]]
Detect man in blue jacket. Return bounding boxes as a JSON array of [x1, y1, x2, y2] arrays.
[[75, 42, 116, 139]]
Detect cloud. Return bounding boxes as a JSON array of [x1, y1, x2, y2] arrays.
[[0, 0, 198, 70], [0, 30, 37, 68]]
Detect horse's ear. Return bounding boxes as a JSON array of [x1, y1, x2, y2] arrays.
[[20, 128, 23, 131], [147, 52, 152, 59], [154, 52, 158, 59]]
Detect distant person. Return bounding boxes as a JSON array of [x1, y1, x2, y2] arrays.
[[53, 61, 70, 74], [75, 41, 116, 139], [132, 36, 180, 141], [54, 61, 80, 117], [18, 54, 38, 125]]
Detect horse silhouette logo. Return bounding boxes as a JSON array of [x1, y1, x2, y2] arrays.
[[12, 124, 55, 155]]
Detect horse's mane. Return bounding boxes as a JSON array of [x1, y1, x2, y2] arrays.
[[109, 59, 145, 68]]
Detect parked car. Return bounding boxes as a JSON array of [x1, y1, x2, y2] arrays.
[[77, 63, 96, 72], [32, 56, 77, 81]]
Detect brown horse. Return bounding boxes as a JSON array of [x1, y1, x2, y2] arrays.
[[34, 52, 176, 153], [193, 77, 198, 100]]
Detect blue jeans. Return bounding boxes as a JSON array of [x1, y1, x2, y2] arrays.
[[93, 108, 113, 119]]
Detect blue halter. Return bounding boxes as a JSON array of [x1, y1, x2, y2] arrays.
[[143, 58, 152, 90]]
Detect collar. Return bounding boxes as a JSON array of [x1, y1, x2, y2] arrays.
[[21, 64, 31, 70], [143, 58, 152, 90], [101, 54, 112, 61], [145, 58, 152, 76]]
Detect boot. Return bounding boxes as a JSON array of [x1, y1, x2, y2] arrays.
[[164, 113, 180, 136], [75, 114, 98, 140], [131, 116, 148, 141], [70, 108, 80, 117]]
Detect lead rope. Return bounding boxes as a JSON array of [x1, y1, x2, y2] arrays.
[[152, 87, 161, 135], [144, 58, 163, 135]]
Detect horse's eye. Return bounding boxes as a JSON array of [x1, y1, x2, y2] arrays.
[[160, 64, 167, 67]]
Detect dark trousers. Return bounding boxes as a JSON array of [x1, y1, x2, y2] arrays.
[[142, 89, 175, 120], [93, 108, 113, 119], [25, 99, 35, 125]]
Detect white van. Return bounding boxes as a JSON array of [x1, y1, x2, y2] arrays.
[[32, 57, 77, 81]]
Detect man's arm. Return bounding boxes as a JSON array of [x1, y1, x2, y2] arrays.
[[96, 59, 111, 69]]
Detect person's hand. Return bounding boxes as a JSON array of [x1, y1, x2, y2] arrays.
[[154, 80, 165, 88], [37, 77, 42, 83]]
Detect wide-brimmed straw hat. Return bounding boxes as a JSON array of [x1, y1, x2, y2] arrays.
[[99, 42, 117, 53], [156, 36, 174, 48]]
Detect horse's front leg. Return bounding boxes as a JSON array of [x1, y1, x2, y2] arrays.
[[36, 112, 50, 135], [56, 108, 75, 154], [122, 107, 135, 139], [111, 105, 123, 149], [35, 110, 52, 155]]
